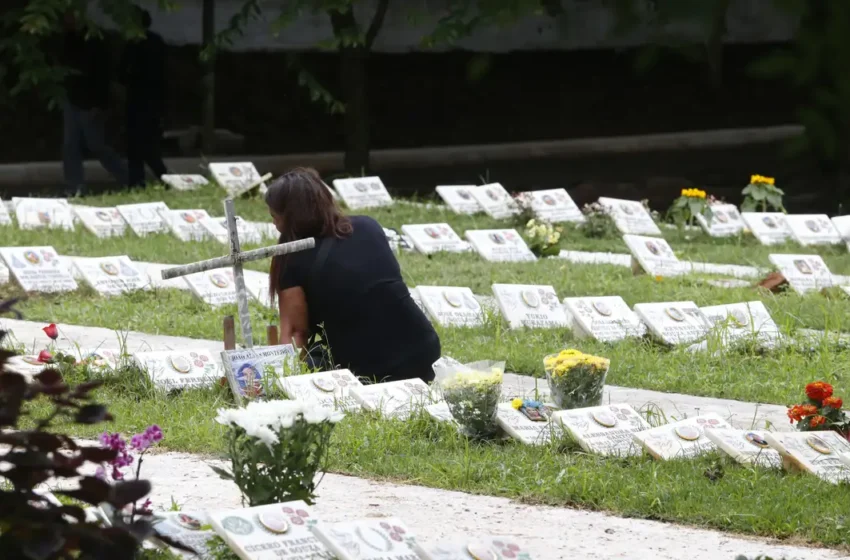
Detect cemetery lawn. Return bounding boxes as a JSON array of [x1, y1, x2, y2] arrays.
[[3, 184, 850, 548]]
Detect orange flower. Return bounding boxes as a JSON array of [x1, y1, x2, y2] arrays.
[[787, 404, 818, 423], [823, 396, 843, 409], [805, 381, 833, 402], [809, 415, 827, 428]]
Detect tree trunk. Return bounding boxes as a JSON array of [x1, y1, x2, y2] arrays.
[[201, 0, 216, 154], [339, 47, 370, 175]]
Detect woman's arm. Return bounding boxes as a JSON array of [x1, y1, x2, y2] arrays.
[[278, 286, 310, 350]]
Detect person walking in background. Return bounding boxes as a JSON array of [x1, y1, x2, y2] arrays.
[[61, 11, 128, 196], [120, 6, 168, 188]]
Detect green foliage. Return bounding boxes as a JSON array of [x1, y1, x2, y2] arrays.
[[741, 181, 785, 213], [668, 192, 710, 228], [577, 202, 619, 239]]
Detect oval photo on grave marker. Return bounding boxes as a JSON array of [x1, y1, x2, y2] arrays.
[[675, 425, 702, 441], [467, 543, 498, 560], [806, 435, 832, 455], [745, 432, 770, 449]]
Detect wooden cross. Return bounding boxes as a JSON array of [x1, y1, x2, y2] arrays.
[[161, 199, 315, 348]]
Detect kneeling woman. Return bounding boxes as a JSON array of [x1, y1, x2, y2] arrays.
[[267, 167, 440, 383]]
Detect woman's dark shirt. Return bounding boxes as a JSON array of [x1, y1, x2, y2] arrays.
[[277, 215, 439, 378]]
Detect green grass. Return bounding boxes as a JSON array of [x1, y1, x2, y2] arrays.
[[4, 183, 850, 549]]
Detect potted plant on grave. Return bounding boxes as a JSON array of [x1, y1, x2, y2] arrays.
[[667, 187, 709, 230], [787, 381, 850, 440], [543, 349, 610, 410], [741, 174, 785, 212], [434, 361, 504, 439], [524, 218, 563, 258], [578, 202, 618, 238]]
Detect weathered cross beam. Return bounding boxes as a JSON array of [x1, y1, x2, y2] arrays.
[[162, 199, 315, 348]]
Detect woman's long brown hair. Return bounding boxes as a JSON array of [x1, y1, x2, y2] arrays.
[[266, 167, 352, 302]]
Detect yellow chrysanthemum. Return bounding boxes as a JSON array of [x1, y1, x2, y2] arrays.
[[545, 349, 610, 378], [511, 398, 523, 410], [681, 188, 707, 199], [750, 174, 775, 186]]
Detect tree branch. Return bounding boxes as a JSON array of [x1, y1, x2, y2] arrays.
[[365, 0, 390, 50]]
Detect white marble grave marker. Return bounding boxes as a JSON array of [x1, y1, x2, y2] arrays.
[[415, 536, 535, 560], [696, 203, 745, 237], [704, 429, 782, 468], [831, 215, 850, 243], [763, 431, 850, 484], [243, 269, 274, 308], [623, 234, 685, 277], [768, 254, 833, 294], [524, 188, 584, 223], [247, 220, 279, 241], [279, 370, 362, 412], [0, 246, 77, 293], [435, 185, 481, 214], [117, 202, 169, 236], [632, 414, 732, 460], [417, 286, 485, 327], [152, 511, 214, 559], [159, 209, 211, 242], [72, 256, 146, 295], [700, 301, 782, 348], [312, 517, 418, 560], [73, 206, 126, 237], [183, 268, 237, 306], [200, 215, 262, 245], [133, 261, 191, 291], [465, 229, 536, 262], [13, 197, 74, 231], [598, 197, 662, 236], [160, 174, 209, 191], [469, 183, 519, 219], [133, 348, 220, 391], [351, 378, 434, 419], [554, 404, 650, 456], [741, 212, 792, 245], [563, 296, 646, 342], [332, 176, 393, 209], [634, 301, 711, 345], [492, 283, 567, 329], [221, 344, 298, 403], [401, 223, 469, 254], [208, 162, 268, 195], [496, 402, 562, 445], [785, 214, 842, 245]]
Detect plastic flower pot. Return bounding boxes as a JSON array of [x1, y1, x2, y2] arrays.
[[544, 353, 609, 410], [443, 382, 502, 439]]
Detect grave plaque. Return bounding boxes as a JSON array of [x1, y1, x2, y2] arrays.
[[632, 414, 732, 460], [554, 404, 650, 457], [201, 215, 263, 245], [786, 214, 842, 245], [152, 511, 215, 558], [831, 215, 850, 242], [704, 429, 782, 468], [209, 162, 268, 195], [0, 199, 11, 226], [491, 283, 568, 329], [134, 261, 191, 291], [741, 212, 792, 245], [496, 402, 562, 445], [184, 268, 237, 306], [243, 269, 275, 308], [417, 286, 485, 327], [221, 344, 298, 403], [0, 246, 78, 293], [13, 197, 74, 231], [312, 518, 418, 560], [383, 227, 414, 253], [768, 254, 833, 294], [558, 250, 632, 267], [763, 431, 850, 484], [117, 201, 170, 236], [623, 234, 686, 277], [350, 378, 434, 419], [562, 296, 646, 342], [133, 348, 220, 391], [401, 223, 469, 254], [73, 206, 127, 237], [633, 301, 711, 345], [159, 209, 212, 242], [56, 256, 84, 280], [426, 401, 456, 423], [415, 536, 535, 560], [160, 174, 209, 191], [332, 176, 393, 209], [598, 197, 662, 236], [279, 370, 362, 412], [695, 203, 745, 237], [209, 500, 330, 560], [73, 348, 121, 372], [410, 288, 426, 314], [72, 255, 146, 295], [247, 220, 280, 241], [465, 229, 536, 263], [523, 188, 584, 223], [435, 185, 481, 214], [700, 301, 782, 348], [469, 183, 519, 220]]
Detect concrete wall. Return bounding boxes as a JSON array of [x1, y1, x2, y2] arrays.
[[101, 0, 798, 53]]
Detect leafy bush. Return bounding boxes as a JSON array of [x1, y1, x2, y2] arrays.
[[741, 175, 785, 212]]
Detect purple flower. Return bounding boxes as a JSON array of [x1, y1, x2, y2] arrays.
[[130, 434, 150, 451], [111, 465, 125, 481], [145, 425, 163, 443], [95, 466, 107, 480]]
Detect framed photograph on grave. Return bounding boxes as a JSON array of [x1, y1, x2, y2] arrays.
[[468, 183, 519, 220], [598, 197, 662, 236], [496, 402, 562, 445], [159, 209, 211, 242], [563, 296, 646, 342], [700, 301, 782, 349], [117, 201, 170, 236], [414, 536, 535, 560], [401, 223, 469, 254], [0, 199, 11, 226], [73, 206, 126, 238], [279, 370, 363, 412], [704, 429, 782, 468], [523, 188, 584, 223], [768, 254, 833, 294], [13, 197, 74, 231], [208, 162, 267, 195], [554, 404, 650, 456], [741, 212, 792, 245], [785, 214, 842, 245], [183, 268, 237, 306], [311, 518, 418, 560], [763, 431, 850, 484], [72, 255, 146, 296], [435, 185, 481, 214], [133, 349, 220, 391], [623, 234, 685, 277], [633, 301, 711, 345], [221, 345, 298, 403], [695, 203, 744, 237], [332, 176, 393, 209], [491, 283, 568, 329], [416, 286, 485, 327], [465, 229, 536, 262], [0, 246, 77, 293], [632, 414, 732, 460], [160, 174, 209, 191], [350, 379, 435, 419]]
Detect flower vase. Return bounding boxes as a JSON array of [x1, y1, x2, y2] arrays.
[[443, 383, 502, 439]]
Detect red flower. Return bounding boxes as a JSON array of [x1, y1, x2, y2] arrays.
[[806, 381, 833, 402], [37, 350, 52, 363], [809, 415, 827, 428], [787, 404, 818, 423], [823, 396, 843, 409], [42, 323, 58, 340]]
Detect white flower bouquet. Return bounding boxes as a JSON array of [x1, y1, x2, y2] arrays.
[[434, 360, 504, 439], [214, 400, 343, 506]]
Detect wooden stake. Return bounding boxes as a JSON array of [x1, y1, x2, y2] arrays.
[[267, 325, 279, 346], [223, 315, 236, 350]]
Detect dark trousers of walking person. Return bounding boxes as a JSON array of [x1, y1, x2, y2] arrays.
[[62, 101, 128, 197], [127, 102, 167, 188]]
